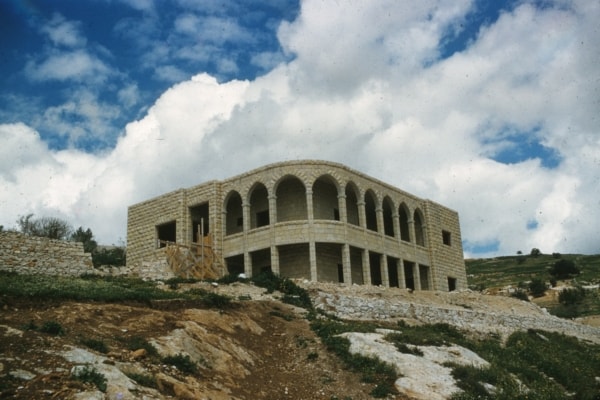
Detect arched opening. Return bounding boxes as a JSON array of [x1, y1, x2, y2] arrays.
[[312, 176, 340, 221], [365, 190, 378, 232], [224, 191, 243, 235], [249, 183, 269, 229], [382, 196, 395, 237], [276, 176, 307, 222], [399, 203, 410, 242], [414, 209, 426, 246], [345, 183, 360, 226]]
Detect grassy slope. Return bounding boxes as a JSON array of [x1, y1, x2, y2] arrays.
[[465, 253, 600, 316]]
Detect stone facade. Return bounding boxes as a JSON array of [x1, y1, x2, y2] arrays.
[[127, 160, 467, 290], [0, 231, 94, 276]]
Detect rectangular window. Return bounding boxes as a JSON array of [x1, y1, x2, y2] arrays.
[[256, 210, 269, 227], [156, 221, 176, 248], [442, 230, 452, 246]]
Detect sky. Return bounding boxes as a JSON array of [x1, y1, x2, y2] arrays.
[[0, 0, 599, 258]]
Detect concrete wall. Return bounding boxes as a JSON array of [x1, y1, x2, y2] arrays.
[[0, 231, 94, 276], [127, 160, 468, 290]]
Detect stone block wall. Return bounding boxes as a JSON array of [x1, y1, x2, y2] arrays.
[[0, 231, 94, 276], [127, 160, 468, 290]]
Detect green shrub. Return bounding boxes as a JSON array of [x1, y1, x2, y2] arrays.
[[558, 286, 586, 306], [510, 289, 529, 301], [80, 338, 109, 354], [162, 353, 197, 374], [550, 259, 580, 279], [39, 321, 64, 335], [72, 366, 107, 392], [124, 372, 157, 388], [307, 352, 319, 361], [528, 278, 547, 298], [123, 336, 158, 357]]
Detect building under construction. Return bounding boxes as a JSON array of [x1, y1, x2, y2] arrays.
[[126, 160, 467, 291]]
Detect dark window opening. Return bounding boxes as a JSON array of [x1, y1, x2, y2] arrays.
[[448, 277, 457, 292], [442, 230, 452, 246], [337, 264, 344, 283], [256, 210, 269, 227], [369, 252, 382, 286], [237, 217, 243, 227], [157, 221, 176, 248], [333, 208, 340, 221], [404, 261, 415, 290]]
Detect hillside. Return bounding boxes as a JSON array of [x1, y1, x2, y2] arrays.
[[1, 271, 600, 399]]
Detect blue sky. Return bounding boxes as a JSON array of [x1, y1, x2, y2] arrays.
[[1, 0, 598, 257]]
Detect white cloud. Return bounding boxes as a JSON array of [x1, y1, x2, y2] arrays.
[[25, 50, 112, 83], [40, 13, 87, 48], [1, 0, 599, 257]]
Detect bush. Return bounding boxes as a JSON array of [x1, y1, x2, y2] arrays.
[[558, 287, 586, 306], [549, 259, 580, 279], [510, 290, 529, 301], [39, 321, 64, 335], [80, 338, 109, 354], [528, 278, 547, 298], [92, 247, 126, 267], [162, 353, 197, 374], [72, 366, 107, 392], [17, 214, 72, 240]]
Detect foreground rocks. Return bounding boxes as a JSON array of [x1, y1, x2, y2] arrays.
[[1, 281, 599, 399]]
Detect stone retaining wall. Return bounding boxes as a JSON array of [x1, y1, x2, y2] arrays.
[[0, 231, 94, 276], [313, 291, 600, 344]]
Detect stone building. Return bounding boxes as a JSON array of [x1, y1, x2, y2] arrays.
[[127, 160, 467, 291]]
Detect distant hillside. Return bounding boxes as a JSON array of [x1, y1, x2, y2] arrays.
[[465, 253, 600, 318]]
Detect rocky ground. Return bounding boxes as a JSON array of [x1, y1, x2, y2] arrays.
[[1, 281, 599, 399]]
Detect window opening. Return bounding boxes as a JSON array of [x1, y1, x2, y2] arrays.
[[333, 208, 340, 221], [156, 221, 176, 248], [448, 277, 457, 292], [442, 230, 452, 246], [337, 264, 344, 283], [190, 203, 209, 243]]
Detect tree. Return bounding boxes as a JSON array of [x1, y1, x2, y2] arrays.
[[549, 259, 580, 279], [17, 214, 72, 240], [530, 248, 541, 257], [558, 286, 586, 306], [528, 278, 547, 298], [70, 227, 98, 253]]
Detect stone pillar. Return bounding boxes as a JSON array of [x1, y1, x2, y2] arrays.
[[271, 245, 280, 275], [338, 194, 347, 223], [375, 206, 384, 235], [309, 241, 317, 281], [381, 255, 389, 287], [414, 263, 422, 290], [242, 201, 251, 232], [408, 218, 415, 244], [392, 211, 400, 240], [398, 258, 406, 289], [342, 243, 351, 284], [244, 252, 252, 278], [306, 189, 314, 222], [362, 249, 371, 285], [357, 201, 366, 229], [268, 195, 277, 225]]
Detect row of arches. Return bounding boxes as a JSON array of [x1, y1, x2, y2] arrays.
[[223, 175, 427, 246]]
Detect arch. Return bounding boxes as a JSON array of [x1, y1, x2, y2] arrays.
[[414, 208, 426, 246], [398, 202, 411, 242], [312, 175, 341, 221], [382, 196, 395, 237], [248, 182, 269, 229], [276, 175, 307, 222], [364, 190, 378, 232], [224, 190, 243, 235], [345, 182, 360, 226]]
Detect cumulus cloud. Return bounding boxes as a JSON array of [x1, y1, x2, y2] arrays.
[[40, 13, 87, 48], [1, 0, 599, 256], [25, 50, 112, 83]]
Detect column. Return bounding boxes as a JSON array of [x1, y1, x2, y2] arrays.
[[306, 189, 314, 222], [357, 201, 366, 229], [398, 258, 406, 289], [270, 245, 279, 275], [381, 255, 389, 287], [342, 243, 351, 284], [362, 249, 371, 285], [375, 206, 384, 235], [309, 241, 317, 281], [414, 263, 422, 290], [338, 194, 347, 223], [244, 251, 252, 278]]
